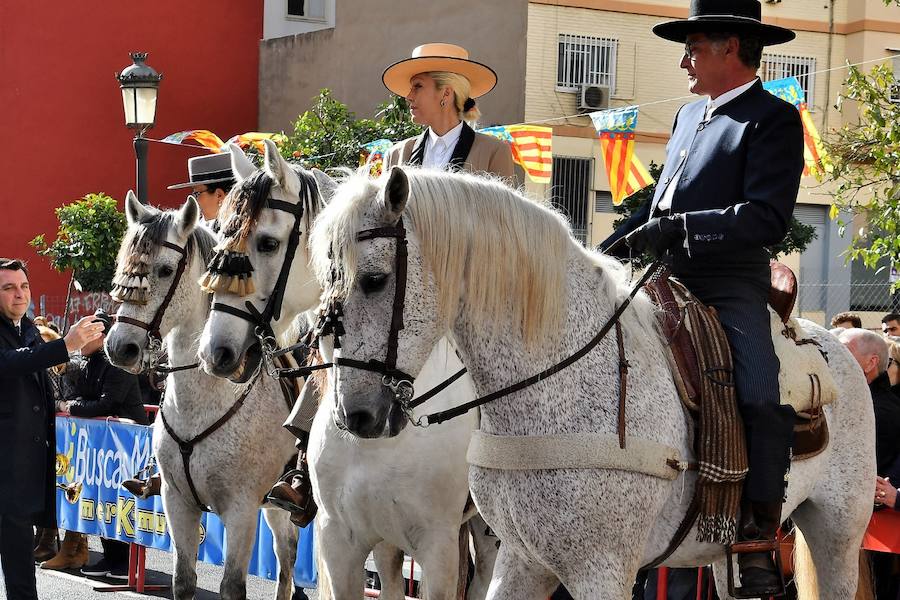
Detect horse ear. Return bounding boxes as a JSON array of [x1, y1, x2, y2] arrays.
[[125, 190, 149, 225], [311, 168, 337, 204], [229, 143, 255, 182], [383, 166, 409, 219], [263, 138, 287, 184], [175, 195, 200, 240]]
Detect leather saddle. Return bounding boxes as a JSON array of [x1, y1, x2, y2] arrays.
[[644, 261, 828, 461]]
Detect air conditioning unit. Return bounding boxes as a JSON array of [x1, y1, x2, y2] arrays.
[[579, 85, 610, 112]]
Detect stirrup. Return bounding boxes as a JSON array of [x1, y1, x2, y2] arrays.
[[725, 540, 787, 599], [264, 470, 308, 514]]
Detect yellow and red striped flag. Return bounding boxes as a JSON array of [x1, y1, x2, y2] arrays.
[[590, 106, 654, 204], [224, 132, 287, 154], [161, 130, 225, 152], [479, 125, 553, 183], [763, 77, 831, 177]]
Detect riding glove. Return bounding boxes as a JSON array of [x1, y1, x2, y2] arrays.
[[624, 215, 686, 258]]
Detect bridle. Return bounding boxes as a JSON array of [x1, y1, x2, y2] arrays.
[[321, 216, 661, 429], [115, 240, 193, 373]]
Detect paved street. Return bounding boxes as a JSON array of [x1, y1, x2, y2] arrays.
[[2, 536, 320, 600]]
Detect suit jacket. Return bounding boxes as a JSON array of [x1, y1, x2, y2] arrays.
[[871, 372, 900, 479], [0, 315, 68, 525], [601, 80, 804, 275], [384, 122, 516, 179], [66, 351, 148, 425]]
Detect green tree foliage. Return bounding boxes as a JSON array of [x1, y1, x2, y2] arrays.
[[280, 89, 422, 170], [825, 59, 900, 273], [611, 161, 816, 264], [30, 193, 127, 293]]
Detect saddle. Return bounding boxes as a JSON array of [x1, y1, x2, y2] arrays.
[[644, 261, 832, 462]]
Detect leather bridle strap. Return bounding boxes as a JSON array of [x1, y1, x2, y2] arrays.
[[417, 261, 662, 426], [115, 240, 189, 343], [159, 377, 256, 512]]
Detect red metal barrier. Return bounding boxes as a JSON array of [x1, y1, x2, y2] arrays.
[[94, 543, 167, 593]]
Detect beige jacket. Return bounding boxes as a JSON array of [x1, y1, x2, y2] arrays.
[[384, 122, 515, 180]]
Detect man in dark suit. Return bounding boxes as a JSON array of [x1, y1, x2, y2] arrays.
[[600, 1, 805, 596], [0, 258, 103, 599]]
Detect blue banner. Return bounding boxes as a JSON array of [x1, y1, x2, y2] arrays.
[[54, 416, 316, 587]]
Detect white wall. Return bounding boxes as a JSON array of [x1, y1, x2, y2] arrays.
[[264, 0, 334, 40]]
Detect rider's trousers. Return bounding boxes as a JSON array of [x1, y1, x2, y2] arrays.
[[676, 267, 796, 504]]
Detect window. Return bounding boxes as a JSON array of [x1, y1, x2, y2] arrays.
[[550, 157, 592, 244], [557, 34, 617, 93], [891, 55, 900, 104], [287, 0, 325, 20], [595, 190, 614, 214], [761, 53, 817, 108]]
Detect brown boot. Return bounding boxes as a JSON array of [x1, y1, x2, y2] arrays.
[[122, 473, 162, 498], [33, 527, 59, 563], [267, 446, 317, 527], [729, 500, 786, 598], [41, 531, 88, 570]]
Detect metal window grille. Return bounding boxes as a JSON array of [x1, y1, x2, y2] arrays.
[[557, 34, 618, 92], [891, 56, 900, 104], [595, 190, 614, 213], [550, 156, 592, 244], [761, 53, 817, 108]]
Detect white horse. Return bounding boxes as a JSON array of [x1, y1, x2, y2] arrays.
[[105, 194, 300, 600], [197, 140, 495, 599], [308, 166, 876, 600]]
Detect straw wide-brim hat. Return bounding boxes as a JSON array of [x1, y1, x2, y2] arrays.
[[382, 43, 497, 98], [653, 0, 795, 46]]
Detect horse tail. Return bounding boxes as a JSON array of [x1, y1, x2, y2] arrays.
[[792, 527, 818, 600]]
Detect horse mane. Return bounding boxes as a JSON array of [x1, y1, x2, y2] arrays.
[[312, 168, 658, 349], [218, 165, 324, 248], [115, 210, 216, 280]]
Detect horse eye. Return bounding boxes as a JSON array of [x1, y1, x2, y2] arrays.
[[257, 236, 280, 253], [360, 273, 389, 295], [157, 265, 174, 278]]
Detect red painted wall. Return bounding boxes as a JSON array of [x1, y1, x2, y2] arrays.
[[0, 2, 262, 309]]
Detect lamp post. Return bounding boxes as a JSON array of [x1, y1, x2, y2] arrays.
[[116, 52, 162, 204]]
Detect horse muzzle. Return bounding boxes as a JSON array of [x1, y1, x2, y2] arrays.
[[104, 331, 144, 373], [334, 387, 406, 439]]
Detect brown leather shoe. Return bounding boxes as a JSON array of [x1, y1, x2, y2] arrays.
[[41, 531, 88, 570], [122, 473, 162, 498], [267, 456, 317, 527], [33, 527, 59, 563]]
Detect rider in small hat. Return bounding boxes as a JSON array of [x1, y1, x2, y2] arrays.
[[601, 1, 804, 596]]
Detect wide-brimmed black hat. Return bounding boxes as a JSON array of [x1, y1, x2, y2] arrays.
[[167, 153, 234, 190], [653, 0, 795, 46]]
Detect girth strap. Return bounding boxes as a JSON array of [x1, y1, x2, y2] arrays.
[[158, 380, 255, 511]]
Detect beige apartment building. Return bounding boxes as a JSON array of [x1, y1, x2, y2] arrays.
[[259, 0, 900, 324]]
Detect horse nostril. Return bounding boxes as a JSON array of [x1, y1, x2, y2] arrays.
[[345, 410, 377, 436], [120, 343, 140, 363], [212, 346, 236, 370]]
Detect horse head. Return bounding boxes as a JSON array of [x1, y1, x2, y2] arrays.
[[198, 140, 333, 382], [105, 191, 215, 372]]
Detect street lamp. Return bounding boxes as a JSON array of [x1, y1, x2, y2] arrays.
[[116, 52, 162, 204]]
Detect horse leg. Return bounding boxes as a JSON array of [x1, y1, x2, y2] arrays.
[[263, 507, 300, 600], [411, 526, 463, 600], [219, 502, 261, 600], [372, 541, 406, 600], [484, 543, 558, 600], [791, 500, 867, 600], [162, 486, 203, 600], [316, 518, 371, 599], [467, 513, 499, 600]]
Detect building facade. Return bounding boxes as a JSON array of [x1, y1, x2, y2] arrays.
[[1, 3, 262, 317]]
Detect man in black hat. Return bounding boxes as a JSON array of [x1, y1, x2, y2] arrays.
[[167, 153, 236, 225], [601, 1, 804, 596]]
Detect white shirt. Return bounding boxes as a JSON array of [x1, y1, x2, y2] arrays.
[[423, 121, 464, 170], [656, 78, 759, 212]]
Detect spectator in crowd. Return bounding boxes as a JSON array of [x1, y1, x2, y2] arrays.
[[839, 328, 900, 600], [167, 152, 235, 226], [882, 313, 900, 337], [61, 309, 147, 581], [830, 312, 862, 329], [886, 337, 900, 397], [0, 258, 104, 599]]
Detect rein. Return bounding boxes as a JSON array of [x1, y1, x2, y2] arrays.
[[324, 216, 662, 429]]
